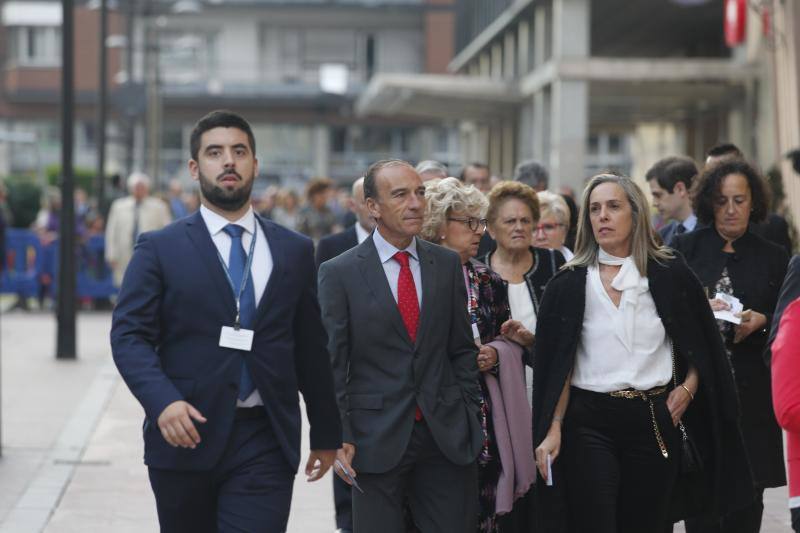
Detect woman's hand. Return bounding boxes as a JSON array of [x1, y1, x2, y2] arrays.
[[666, 384, 694, 427], [733, 309, 767, 343], [535, 422, 561, 483], [708, 298, 731, 312], [477, 345, 498, 373], [500, 319, 535, 347]]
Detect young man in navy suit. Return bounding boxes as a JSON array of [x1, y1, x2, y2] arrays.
[[111, 110, 341, 532]]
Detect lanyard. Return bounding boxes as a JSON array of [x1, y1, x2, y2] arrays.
[[215, 223, 257, 329]]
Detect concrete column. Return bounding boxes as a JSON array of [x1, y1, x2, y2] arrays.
[[479, 52, 491, 78], [502, 120, 515, 178], [532, 91, 547, 163], [504, 32, 516, 79], [517, 20, 530, 76], [313, 124, 330, 177], [550, 79, 588, 188], [533, 4, 548, 69], [552, 0, 589, 59], [491, 43, 503, 80]]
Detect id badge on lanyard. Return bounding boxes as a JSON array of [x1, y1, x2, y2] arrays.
[[216, 224, 257, 352]]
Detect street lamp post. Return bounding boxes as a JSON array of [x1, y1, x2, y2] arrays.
[[95, 0, 108, 216], [57, 0, 77, 360]]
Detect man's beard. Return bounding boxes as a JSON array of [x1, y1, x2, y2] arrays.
[[198, 169, 254, 212]]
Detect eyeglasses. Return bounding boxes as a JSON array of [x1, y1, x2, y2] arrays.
[[533, 223, 565, 234], [447, 217, 488, 232]]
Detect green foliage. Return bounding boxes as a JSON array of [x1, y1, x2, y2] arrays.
[[5, 175, 42, 228], [45, 164, 97, 195]]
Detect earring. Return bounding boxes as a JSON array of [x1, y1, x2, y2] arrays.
[[440, 235, 446, 240]]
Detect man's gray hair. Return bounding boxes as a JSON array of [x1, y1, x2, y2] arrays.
[[415, 160, 448, 179], [127, 172, 152, 192], [514, 160, 549, 190]]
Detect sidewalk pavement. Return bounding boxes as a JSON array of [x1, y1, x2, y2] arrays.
[[0, 311, 792, 532]]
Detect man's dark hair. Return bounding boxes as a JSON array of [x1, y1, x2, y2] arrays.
[[363, 159, 415, 201], [459, 162, 490, 182], [706, 143, 743, 160], [190, 110, 256, 161], [645, 156, 698, 193], [514, 160, 549, 190], [692, 158, 771, 225]]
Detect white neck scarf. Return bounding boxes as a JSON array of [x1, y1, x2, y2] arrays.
[[598, 247, 649, 350]]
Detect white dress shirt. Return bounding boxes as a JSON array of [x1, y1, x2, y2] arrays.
[[200, 204, 272, 407], [372, 227, 423, 308], [355, 222, 370, 244], [571, 264, 672, 393], [680, 213, 698, 232]]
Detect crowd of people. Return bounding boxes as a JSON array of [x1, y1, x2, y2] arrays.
[[107, 109, 800, 533]]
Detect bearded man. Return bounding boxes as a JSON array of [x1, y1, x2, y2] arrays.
[[110, 110, 341, 533]]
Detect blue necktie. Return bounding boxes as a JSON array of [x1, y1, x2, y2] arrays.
[[223, 224, 257, 401]]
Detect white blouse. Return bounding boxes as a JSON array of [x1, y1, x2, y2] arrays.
[[571, 264, 672, 393], [508, 282, 537, 333], [508, 281, 536, 407]]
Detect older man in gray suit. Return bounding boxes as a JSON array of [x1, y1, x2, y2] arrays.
[[318, 159, 482, 532]]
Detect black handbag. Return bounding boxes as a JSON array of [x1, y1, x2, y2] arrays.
[[670, 342, 709, 520]]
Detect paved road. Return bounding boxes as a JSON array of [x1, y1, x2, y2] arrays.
[[0, 312, 792, 532]]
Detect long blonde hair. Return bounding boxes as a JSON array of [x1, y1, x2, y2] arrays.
[[566, 173, 672, 275]]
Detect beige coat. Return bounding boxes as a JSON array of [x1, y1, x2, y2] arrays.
[[105, 196, 171, 285]]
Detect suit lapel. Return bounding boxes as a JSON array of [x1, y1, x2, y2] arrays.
[[415, 241, 435, 349], [184, 212, 237, 315], [254, 215, 284, 325], [357, 236, 413, 346]]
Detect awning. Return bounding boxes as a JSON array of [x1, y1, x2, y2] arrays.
[[355, 74, 519, 121], [2, 2, 62, 26]]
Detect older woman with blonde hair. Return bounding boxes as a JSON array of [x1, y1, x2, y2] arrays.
[[534, 191, 573, 260], [532, 173, 753, 532], [422, 177, 536, 532]]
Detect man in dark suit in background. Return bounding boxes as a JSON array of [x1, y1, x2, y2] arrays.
[[111, 110, 341, 532], [315, 175, 373, 533], [318, 159, 482, 532], [315, 176, 374, 269], [646, 156, 699, 246]]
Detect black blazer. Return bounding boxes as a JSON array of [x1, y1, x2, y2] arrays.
[[532, 254, 753, 527], [672, 225, 788, 488], [315, 225, 359, 268]]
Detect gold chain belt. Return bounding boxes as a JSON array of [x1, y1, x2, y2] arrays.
[[608, 386, 669, 459]]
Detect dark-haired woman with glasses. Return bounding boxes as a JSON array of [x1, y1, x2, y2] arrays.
[[422, 178, 537, 532]]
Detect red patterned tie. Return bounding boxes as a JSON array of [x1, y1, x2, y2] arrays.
[[393, 251, 423, 421]]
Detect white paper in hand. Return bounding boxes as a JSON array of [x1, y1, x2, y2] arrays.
[[713, 292, 743, 324], [546, 453, 553, 486]]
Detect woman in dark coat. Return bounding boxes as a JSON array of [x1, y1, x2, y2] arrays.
[[672, 158, 788, 532], [532, 174, 753, 533]]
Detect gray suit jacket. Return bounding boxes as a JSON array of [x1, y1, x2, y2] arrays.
[[318, 235, 482, 474]]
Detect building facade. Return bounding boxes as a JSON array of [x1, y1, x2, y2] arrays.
[[1, 0, 462, 190], [357, 0, 778, 191]]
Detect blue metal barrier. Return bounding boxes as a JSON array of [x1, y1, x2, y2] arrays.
[[1, 229, 42, 297], [1, 230, 117, 300]]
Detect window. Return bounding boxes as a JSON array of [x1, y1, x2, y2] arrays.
[[9, 26, 60, 67], [159, 32, 217, 85], [303, 29, 357, 67]]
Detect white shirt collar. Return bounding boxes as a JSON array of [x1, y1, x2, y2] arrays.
[[354, 222, 370, 244], [681, 213, 698, 231], [200, 204, 256, 235], [372, 226, 418, 264]]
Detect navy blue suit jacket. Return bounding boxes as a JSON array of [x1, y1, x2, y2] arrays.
[[315, 225, 358, 268], [111, 211, 342, 471]]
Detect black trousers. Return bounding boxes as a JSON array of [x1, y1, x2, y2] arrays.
[[148, 412, 294, 533], [563, 387, 681, 533], [792, 506, 800, 532], [683, 489, 764, 533], [333, 473, 353, 530], [352, 420, 478, 533]]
